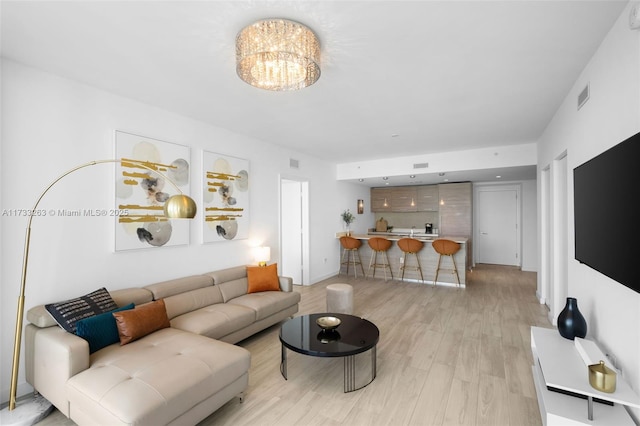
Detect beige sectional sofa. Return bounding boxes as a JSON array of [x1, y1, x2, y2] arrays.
[[24, 265, 300, 426]]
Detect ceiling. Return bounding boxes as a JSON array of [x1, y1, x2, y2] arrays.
[[0, 1, 628, 186]]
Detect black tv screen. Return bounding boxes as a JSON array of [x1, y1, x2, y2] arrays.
[[573, 131, 640, 294]]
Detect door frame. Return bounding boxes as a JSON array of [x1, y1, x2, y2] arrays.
[[473, 182, 522, 268], [279, 175, 310, 285]]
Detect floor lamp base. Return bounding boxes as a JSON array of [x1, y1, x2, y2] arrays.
[[0, 395, 53, 426]]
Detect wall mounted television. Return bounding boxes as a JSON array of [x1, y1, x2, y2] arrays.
[[573, 130, 640, 294]]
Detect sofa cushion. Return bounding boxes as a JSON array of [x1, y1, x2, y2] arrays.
[[65, 328, 251, 426], [170, 303, 256, 340], [109, 288, 153, 307], [76, 303, 135, 353], [246, 263, 280, 293], [143, 275, 213, 300], [204, 265, 247, 284], [113, 300, 170, 345], [228, 291, 301, 321], [45, 287, 118, 334], [162, 286, 224, 320]]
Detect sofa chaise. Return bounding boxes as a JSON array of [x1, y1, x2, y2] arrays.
[[24, 264, 300, 425]]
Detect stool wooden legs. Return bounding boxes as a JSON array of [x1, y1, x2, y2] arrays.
[[399, 252, 423, 282], [341, 248, 365, 278], [368, 250, 392, 281], [434, 254, 460, 286]]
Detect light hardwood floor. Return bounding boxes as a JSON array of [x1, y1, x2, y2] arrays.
[[36, 264, 552, 426]]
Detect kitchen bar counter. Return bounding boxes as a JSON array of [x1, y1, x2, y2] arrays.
[[337, 233, 467, 287]]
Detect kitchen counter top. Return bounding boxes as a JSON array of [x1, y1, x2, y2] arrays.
[[367, 231, 439, 238], [337, 233, 468, 244]]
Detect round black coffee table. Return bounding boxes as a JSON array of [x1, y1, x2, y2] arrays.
[[279, 313, 379, 392]]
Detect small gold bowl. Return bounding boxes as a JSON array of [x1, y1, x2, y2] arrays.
[[316, 316, 341, 331], [589, 360, 616, 393]]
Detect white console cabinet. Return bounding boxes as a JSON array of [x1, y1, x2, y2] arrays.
[[531, 327, 640, 426]]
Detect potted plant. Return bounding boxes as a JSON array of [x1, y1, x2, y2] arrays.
[[341, 209, 355, 236]]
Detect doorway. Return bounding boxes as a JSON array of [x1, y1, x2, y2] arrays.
[[475, 184, 521, 266], [280, 177, 309, 285]]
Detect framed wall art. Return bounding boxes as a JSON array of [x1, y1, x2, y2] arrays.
[[114, 130, 191, 250], [202, 150, 249, 242]]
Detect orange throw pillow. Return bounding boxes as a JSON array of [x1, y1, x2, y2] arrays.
[[247, 263, 280, 293], [113, 299, 170, 345]]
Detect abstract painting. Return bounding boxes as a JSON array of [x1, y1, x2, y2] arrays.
[[115, 131, 191, 250], [202, 151, 249, 242]]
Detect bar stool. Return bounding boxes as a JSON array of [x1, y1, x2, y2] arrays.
[[340, 236, 365, 278], [367, 237, 393, 281], [397, 238, 424, 282], [432, 239, 461, 287]]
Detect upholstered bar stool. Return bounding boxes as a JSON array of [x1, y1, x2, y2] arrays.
[[432, 239, 461, 287], [397, 238, 424, 282], [367, 237, 393, 281], [340, 236, 365, 278]]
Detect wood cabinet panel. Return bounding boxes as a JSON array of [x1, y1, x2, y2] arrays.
[[371, 188, 392, 212], [391, 187, 417, 212], [416, 185, 439, 211], [438, 182, 472, 237]]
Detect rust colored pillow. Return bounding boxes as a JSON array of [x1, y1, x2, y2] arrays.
[[247, 263, 280, 293], [113, 299, 170, 345]]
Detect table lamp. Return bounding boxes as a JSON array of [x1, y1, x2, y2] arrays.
[[254, 246, 271, 267]]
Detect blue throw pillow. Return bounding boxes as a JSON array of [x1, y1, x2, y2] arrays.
[[76, 303, 135, 353]]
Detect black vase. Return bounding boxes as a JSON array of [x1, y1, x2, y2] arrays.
[[557, 297, 587, 340]]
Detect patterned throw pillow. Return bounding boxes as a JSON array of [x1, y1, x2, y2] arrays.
[[45, 287, 118, 334], [75, 303, 135, 353]]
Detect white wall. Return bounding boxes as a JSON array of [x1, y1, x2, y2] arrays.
[[520, 180, 537, 272], [538, 2, 640, 421], [0, 60, 370, 402], [336, 143, 537, 181]]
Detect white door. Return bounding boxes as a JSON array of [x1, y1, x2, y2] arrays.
[[280, 178, 309, 285], [476, 186, 520, 266]]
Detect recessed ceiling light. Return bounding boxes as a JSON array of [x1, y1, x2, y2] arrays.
[[358, 178, 364, 182], [409, 175, 415, 178], [496, 175, 502, 179], [438, 172, 445, 176], [382, 177, 389, 180]]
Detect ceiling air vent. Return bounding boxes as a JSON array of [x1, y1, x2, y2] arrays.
[[289, 158, 299, 169], [413, 162, 428, 169], [578, 83, 590, 110]]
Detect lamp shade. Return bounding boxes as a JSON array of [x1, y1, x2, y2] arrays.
[[164, 194, 197, 219], [254, 246, 271, 266], [236, 19, 320, 91]]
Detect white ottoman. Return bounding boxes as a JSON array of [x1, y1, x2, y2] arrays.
[[326, 283, 354, 314]]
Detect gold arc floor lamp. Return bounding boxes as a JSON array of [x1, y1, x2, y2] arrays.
[[2, 159, 196, 425]]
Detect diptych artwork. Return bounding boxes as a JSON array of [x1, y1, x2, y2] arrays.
[[115, 131, 191, 250], [202, 151, 249, 242]]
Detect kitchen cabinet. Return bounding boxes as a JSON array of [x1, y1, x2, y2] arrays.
[[416, 185, 439, 212], [438, 182, 472, 237], [391, 187, 417, 212], [371, 188, 392, 212]]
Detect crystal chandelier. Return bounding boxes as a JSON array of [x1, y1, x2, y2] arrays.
[[236, 19, 321, 91]]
